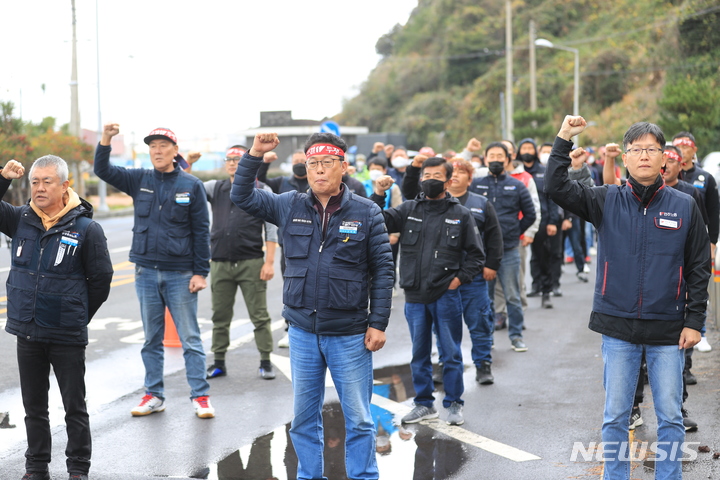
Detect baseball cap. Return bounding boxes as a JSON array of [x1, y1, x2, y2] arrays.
[[144, 128, 177, 145]]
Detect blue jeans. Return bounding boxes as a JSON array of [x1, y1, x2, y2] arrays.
[[288, 326, 378, 480], [487, 247, 524, 340], [405, 288, 464, 408], [601, 335, 685, 480], [135, 266, 209, 400], [458, 274, 493, 365]]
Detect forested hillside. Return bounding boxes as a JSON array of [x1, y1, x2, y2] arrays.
[[338, 0, 720, 155]]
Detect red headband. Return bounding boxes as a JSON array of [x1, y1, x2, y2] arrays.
[[226, 147, 246, 158], [306, 144, 344, 158], [673, 138, 695, 148], [665, 150, 681, 162]]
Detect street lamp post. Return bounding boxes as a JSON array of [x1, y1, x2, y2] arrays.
[[534, 38, 579, 119]]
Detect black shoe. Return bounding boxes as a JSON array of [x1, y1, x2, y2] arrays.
[[475, 361, 494, 385], [628, 406, 643, 430], [206, 363, 227, 379], [541, 293, 553, 309], [22, 473, 50, 480], [259, 360, 276, 380], [552, 288, 563, 297], [527, 289, 541, 298], [577, 272, 589, 283], [69, 475, 89, 480], [682, 408, 698, 431], [683, 370, 697, 385], [494, 312, 507, 330]]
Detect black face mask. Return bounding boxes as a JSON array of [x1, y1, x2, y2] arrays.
[[488, 161, 506, 176], [518, 153, 537, 165], [292, 163, 307, 177], [421, 179, 446, 199]]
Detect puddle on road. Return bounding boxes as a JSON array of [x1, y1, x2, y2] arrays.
[[198, 364, 470, 480]]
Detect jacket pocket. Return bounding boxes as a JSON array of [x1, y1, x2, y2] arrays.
[[12, 237, 33, 266], [283, 224, 314, 259], [170, 203, 190, 223], [401, 219, 422, 246], [444, 225, 462, 248], [166, 229, 191, 257], [283, 266, 307, 308], [327, 269, 367, 310], [134, 196, 152, 217], [6, 283, 34, 323], [399, 253, 419, 289], [429, 249, 461, 288], [132, 224, 149, 255], [333, 230, 366, 265]]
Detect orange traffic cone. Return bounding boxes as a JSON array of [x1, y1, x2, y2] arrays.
[[163, 307, 182, 347]]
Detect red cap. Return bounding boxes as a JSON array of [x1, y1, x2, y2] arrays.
[[144, 128, 177, 145]]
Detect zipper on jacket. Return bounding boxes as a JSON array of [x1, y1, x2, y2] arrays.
[[31, 245, 45, 321]]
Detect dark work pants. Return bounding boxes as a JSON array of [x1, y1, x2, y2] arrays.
[[17, 337, 91, 475], [530, 227, 554, 294]]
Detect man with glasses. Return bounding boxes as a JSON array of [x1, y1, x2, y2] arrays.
[[547, 116, 710, 479], [231, 132, 394, 480], [202, 146, 278, 380]]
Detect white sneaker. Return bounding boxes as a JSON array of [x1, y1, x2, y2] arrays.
[[278, 333, 290, 348], [695, 336, 712, 353], [131, 394, 165, 416], [193, 396, 215, 419]]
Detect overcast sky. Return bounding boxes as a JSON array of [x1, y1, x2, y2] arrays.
[[0, 1, 417, 150]]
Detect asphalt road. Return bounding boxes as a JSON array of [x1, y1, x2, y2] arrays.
[[0, 213, 718, 480]]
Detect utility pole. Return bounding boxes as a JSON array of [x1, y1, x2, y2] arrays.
[[529, 20, 537, 112], [70, 0, 83, 197], [504, 0, 514, 142], [70, 0, 80, 137], [96, 0, 108, 211]]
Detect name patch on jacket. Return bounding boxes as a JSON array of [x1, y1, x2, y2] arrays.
[[339, 220, 362, 234], [445, 219, 461, 225], [408, 216, 423, 222], [55, 231, 81, 265], [658, 218, 679, 229], [470, 208, 484, 214], [140, 188, 154, 194], [504, 185, 517, 190], [292, 218, 312, 224], [175, 192, 191, 204]]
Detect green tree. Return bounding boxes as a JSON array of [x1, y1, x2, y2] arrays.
[[513, 108, 555, 142], [658, 75, 720, 158]]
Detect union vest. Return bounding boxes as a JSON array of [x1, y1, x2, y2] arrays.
[[210, 179, 264, 261], [282, 192, 375, 330], [7, 208, 92, 335], [594, 185, 692, 320]]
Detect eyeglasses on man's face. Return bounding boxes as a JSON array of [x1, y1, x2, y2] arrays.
[[305, 157, 341, 170], [625, 147, 663, 157], [225, 157, 241, 163]]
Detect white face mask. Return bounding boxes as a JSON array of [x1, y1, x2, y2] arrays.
[[368, 169, 384, 181], [539, 153, 550, 165], [355, 161, 365, 171], [471, 161, 481, 170], [391, 157, 409, 169]]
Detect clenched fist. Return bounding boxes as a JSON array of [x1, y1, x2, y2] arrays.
[[101, 123, 120, 146], [2, 159, 25, 180], [249, 133, 280, 157], [558, 115, 587, 141]]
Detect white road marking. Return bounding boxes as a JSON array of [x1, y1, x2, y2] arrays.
[[373, 394, 541, 462]]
